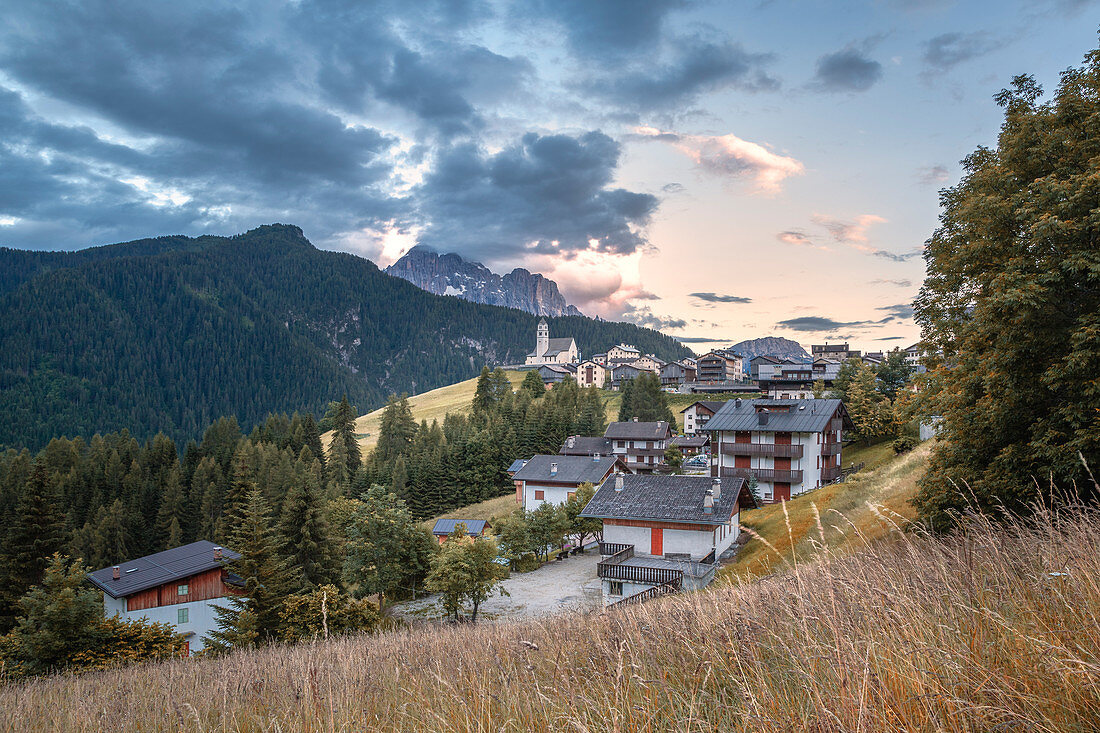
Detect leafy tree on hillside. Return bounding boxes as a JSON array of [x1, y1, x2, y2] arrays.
[[343, 485, 436, 607], [845, 365, 895, 444], [913, 53, 1100, 529], [874, 350, 915, 401], [425, 525, 508, 622], [563, 483, 602, 549]]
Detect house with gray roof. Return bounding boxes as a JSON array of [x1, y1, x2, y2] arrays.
[[604, 419, 673, 473], [431, 518, 490, 543], [87, 540, 242, 655], [512, 454, 626, 511], [581, 474, 745, 605], [559, 435, 614, 457], [680, 400, 727, 435], [703, 398, 853, 503]]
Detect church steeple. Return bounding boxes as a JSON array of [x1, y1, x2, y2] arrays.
[[536, 318, 549, 357]]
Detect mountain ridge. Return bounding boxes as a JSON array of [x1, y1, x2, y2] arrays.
[[728, 337, 809, 362], [385, 246, 583, 317], [0, 225, 691, 450]]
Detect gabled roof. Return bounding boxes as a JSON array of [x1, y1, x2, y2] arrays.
[[604, 421, 673, 440], [610, 343, 640, 353], [703, 398, 852, 433], [580, 474, 743, 525], [670, 435, 709, 448], [432, 519, 489, 536], [529, 336, 577, 357], [559, 435, 614, 456], [539, 363, 576, 374], [680, 400, 726, 414], [513, 454, 623, 485], [87, 540, 241, 599]]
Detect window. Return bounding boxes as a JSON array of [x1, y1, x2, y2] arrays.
[[177, 584, 189, 596], [608, 581, 624, 596], [534, 490, 544, 500], [177, 608, 189, 625]]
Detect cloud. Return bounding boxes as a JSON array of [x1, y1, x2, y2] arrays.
[[637, 127, 803, 193], [672, 336, 734, 344], [869, 278, 913, 287], [812, 45, 883, 92], [776, 229, 830, 251], [776, 316, 879, 332], [689, 292, 752, 304], [876, 303, 915, 320], [917, 165, 951, 185], [921, 32, 998, 72], [876, 336, 906, 341], [873, 249, 922, 262], [621, 305, 687, 331], [414, 131, 659, 263], [527, 0, 684, 62], [577, 38, 778, 112], [812, 214, 886, 243]]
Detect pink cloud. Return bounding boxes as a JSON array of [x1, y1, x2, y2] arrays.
[[635, 126, 804, 193]]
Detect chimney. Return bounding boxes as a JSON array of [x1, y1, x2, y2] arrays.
[[703, 488, 714, 514], [735, 398, 742, 409], [712, 477, 721, 503], [593, 453, 600, 462], [615, 472, 624, 492], [112, 565, 120, 581], [566, 436, 575, 448], [632, 417, 638, 422], [550, 462, 558, 476], [758, 408, 769, 426], [213, 546, 223, 561]]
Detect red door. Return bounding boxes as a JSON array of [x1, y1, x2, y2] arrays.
[[774, 483, 791, 502], [735, 431, 751, 444], [775, 432, 791, 445], [651, 528, 663, 556], [735, 455, 751, 469]]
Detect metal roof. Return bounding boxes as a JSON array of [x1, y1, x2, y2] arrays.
[[559, 436, 614, 456], [580, 474, 743, 525], [512, 454, 623, 485], [431, 519, 489, 536], [87, 540, 241, 599], [670, 435, 709, 448], [679, 400, 726, 414], [507, 458, 529, 473], [604, 421, 672, 440], [702, 398, 850, 433]]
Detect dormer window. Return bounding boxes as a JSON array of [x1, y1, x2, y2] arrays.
[[177, 584, 189, 596]]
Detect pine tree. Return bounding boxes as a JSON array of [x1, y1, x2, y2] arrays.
[[221, 440, 258, 541], [472, 366, 495, 414], [521, 369, 545, 398], [154, 468, 186, 550], [192, 457, 225, 541], [279, 449, 340, 591], [0, 465, 67, 631], [206, 487, 294, 650], [390, 455, 408, 499]]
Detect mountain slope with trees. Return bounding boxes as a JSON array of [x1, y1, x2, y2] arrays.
[[0, 224, 692, 450]]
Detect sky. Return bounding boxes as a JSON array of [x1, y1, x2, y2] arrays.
[[1, 1, 1097, 353]]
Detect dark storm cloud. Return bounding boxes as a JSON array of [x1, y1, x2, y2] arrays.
[[812, 46, 883, 92], [414, 131, 659, 261], [527, 0, 685, 62], [689, 292, 753, 304], [922, 32, 997, 72], [577, 39, 778, 110]]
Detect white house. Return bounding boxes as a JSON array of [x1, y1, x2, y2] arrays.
[[86, 541, 242, 655], [681, 400, 727, 435], [525, 319, 579, 365], [573, 359, 608, 388], [703, 398, 853, 503], [606, 343, 641, 362], [580, 474, 745, 605], [512, 454, 626, 511], [605, 419, 673, 473]]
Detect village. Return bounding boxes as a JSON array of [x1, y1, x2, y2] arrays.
[[87, 320, 929, 650]]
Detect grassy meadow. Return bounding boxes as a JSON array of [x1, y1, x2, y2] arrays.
[[6, 457, 1100, 731]]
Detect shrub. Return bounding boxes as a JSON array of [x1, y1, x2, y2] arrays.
[[893, 435, 919, 454]]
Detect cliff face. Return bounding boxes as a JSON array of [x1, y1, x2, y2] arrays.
[[385, 247, 583, 317]]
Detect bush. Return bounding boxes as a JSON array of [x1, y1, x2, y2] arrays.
[[279, 585, 382, 642], [892, 435, 919, 454]]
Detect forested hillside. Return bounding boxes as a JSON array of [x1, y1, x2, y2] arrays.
[[0, 225, 692, 450]]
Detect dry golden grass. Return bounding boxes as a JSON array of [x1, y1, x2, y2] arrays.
[[419, 493, 519, 531], [6, 461, 1100, 732], [322, 371, 527, 454], [722, 441, 928, 582]]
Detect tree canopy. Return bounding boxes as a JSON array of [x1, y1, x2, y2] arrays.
[[912, 50, 1100, 529]]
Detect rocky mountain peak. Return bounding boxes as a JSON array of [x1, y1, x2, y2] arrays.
[[385, 247, 583, 317]]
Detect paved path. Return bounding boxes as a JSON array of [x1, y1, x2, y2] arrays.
[[393, 551, 603, 622]]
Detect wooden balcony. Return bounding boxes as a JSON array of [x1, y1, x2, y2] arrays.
[[626, 448, 667, 458], [831, 418, 843, 431], [721, 442, 803, 459], [597, 545, 685, 586], [720, 467, 804, 484], [821, 441, 842, 456], [821, 465, 842, 483]]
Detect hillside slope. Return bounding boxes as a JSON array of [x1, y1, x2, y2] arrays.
[[0, 225, 692, 450], [8, 445, 1099, 731]]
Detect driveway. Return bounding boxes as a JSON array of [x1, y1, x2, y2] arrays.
[[392, 551, 603, 622]]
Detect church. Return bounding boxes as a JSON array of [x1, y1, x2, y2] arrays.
[[525, 319, 579, 365]]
